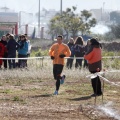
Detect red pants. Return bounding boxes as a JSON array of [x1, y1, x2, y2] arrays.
[[0, 56, 3, 65]]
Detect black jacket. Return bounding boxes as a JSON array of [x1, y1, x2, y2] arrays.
[[7, 39, 19, 56]]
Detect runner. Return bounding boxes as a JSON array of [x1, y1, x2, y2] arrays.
[[49, 35, 71, 95]]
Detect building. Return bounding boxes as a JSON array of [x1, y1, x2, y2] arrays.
[[0, 7, 18, 37], [35, 8, 59, 38], [90, 8, 110, 22]]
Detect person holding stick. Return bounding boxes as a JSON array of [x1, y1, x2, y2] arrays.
[[84, 38, 102, 97]]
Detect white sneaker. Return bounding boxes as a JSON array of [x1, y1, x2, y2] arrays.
[[60, 75, 66, 84], [53, 90, 58, 95]]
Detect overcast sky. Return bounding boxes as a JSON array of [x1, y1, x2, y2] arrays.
[[0, 0, 120, 13]]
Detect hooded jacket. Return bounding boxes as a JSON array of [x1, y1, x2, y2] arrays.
[[18, 40, 28, 55], [84, 40, 102, 72]]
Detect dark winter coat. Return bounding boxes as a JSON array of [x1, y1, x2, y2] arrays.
[[84, 45, 102, 72], [7, 39, 19, 56], [67, 43, 75, 57], [74, 44, 84, 57]]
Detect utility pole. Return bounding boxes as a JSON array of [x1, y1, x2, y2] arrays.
[[103, 2, 105, 13], [38, 0, 40, 38], [60, 0, 62, 16], [19, 11, 21, 33], [102, 2, 105, 21]]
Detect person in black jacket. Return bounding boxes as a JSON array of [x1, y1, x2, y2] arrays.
[[7, 34, 19, 69], [66, 38, 75, 69], [83, 39, 91, 68], [74, 36, 84, 69]]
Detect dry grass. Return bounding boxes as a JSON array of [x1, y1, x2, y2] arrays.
[[0, 59, 120, 120]]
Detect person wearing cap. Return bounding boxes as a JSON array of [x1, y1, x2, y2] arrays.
[[84, 38, 102, 97], [49, 35, 71, 95], [17, 35, 28, 68], [7, 34, 20, 69]]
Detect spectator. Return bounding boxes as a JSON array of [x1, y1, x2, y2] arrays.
[[66, 38, 75, 69], [17, 35, 22, 43], [24, 34, 32, 57], [74, 36, 84, 69], [7, 34, 19, 69], [18, 35, 28, 68], [6, 33, 10, 42], [17, 35, 22, 68], [84, 38, 102, 97], [24, 34, 32, 67], [83, 39, 91, 68], [0, 35, 8, 69], [0, 42, 5, 69]]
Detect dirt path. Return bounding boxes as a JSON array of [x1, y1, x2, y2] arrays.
[[0, 77, 119, 120]]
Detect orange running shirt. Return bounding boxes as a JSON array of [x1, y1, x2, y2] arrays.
[[49, 43, 71, 65]]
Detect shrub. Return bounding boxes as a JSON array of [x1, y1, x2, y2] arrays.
[[34, 49, 48, 57]]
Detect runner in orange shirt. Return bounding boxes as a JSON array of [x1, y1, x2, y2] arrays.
[[49, 35, 71, 95]]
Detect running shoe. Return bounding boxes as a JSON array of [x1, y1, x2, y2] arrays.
[[60, 75, 66, 84], [53, 90, 58, 95]]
